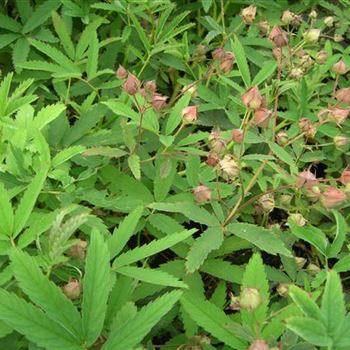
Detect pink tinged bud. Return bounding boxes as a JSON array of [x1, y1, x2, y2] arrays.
[[193, 185, 212, 203], [209, 130, 227, 153], [272, 47, 282, 61], [259, 193, 275, 212], [232, 128, 244, 143], [62, 279, 81, 300], [206, 151, 220, 167], [335, 88, 350, 104], [182, 106, 198, 123], [254, 108, 272, 127], [241, 5, 257, 24], [240, 287, 262, 311], [332, 60, 348, 75], [303, 29, 321, 43], [219, 52, 235, 73], [242, 86, 263, 110], [122, 73, 141, 95], [67, 240, 88, 260], [321, 187, 347, 208], [152, 94, 167, 111], [334, 135, 348, 149], [219, 155, 240, 178], [316, 50, 327, 64], [116, 65, 127, 79], [340, 168, 350, 185], [144, 80, 157, 95], [298, 118, 316, 138], [212, 47, 225, 60], [248, 340, 269, 350], [269, 26, 288, 48], [297, 170, 317, 189], [328, 107, 350, 124]]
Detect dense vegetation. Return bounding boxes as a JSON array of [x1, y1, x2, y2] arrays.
[[0, 0, 350, 349]]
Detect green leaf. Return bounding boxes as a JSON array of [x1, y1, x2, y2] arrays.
[[86, 31, 99, 80], [286, 317, 331, 347], [268, 141, 295, 168], [10, 249, 82, 340], [102, 291, 182, 350], [52, 146, 86, 168], [181, 293, 247, 349], [82, 229, 111, 346], [231, 37, 251, 87], [327, 210, 347, 257], [0, 183, 14, 236], [289, 285, 322, 320], [186, 227, 223, 273], [227, 223, 292, 257], [0, 13, 21, 32], [33, 103, 66, 130], [128, 154, 141, 180], [0, 33, 19, 50], [165, 92, 191, 135], [108, 206, 144, 259], [252, 61, 277, 86], [321, 270, 345, 336], [154, 156, 177, 201], [113, 229, 195, 268], [0, 73, 13, 117], [0, 288, 80, 350], [12, 38, 30, 73], [116, 266, 187, 288], [82, 147, 126, 158], [129, 12, 151, 53]]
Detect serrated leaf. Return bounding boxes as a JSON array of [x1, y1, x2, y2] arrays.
[[0, 13, 21, 32], [86, 31, 99, 80], [154, 156, 177, 201], [327, 210, 347, 257], [34, 103, 66, 130], [12, 38, 30, 73], [252, 61, 277, 86], [231, 37, 251, 87], [268, 141, 295, 168], [0, 73, 13, 116], [102, 291, 182, 350], [52, 146, 86, 168], [116, 266, 187, 288], [0, 33, 20, 50], [227, 223, 292, 257], [128, 154, 141, 180], [186, 227, 223, 273], [129, 12, 151, 53], [0, 183, 14, 236], [82, 229, 111, 346], [82, 147, 127, 158]]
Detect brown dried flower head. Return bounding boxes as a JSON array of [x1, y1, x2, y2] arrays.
[[269, 26, 288, 47]]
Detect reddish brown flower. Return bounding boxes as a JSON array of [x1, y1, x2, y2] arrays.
[[254, 108, 272, 127], [212, 47, 225, 60], [328, 107, 350, 124], [321, 187, 347, 208], [182, 106, 198, 123], [340, 168, 350, 185], [206, 151, 220, 167], [144, 80, 157, 95], [152, 94, 167, 111], [297, 169, 317, 189], [335, 88, 350, 104], [332, 60, 348, 75], [115, 65, 127, 79], [193, 185, 212, 203], [232, 128, 244, 143], [248, 340, 269, 350], [122, 73, 141, 95], [67, 240, 88, 260], [269, 26, 288, 47], [219, 52, 235, 73], [242, 86, 263, 110], [62, 279, 81, 300]]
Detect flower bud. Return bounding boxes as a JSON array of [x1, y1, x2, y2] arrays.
[[272, 47, 282, 61], [275, 131, 288, 146], [232, 128, 244, 143], [277, 283, 289, 296], [328, 107, 350, 124], [281, 10, 295, 25], [254, 108, 272, 127], [144, 80, 157, 95], [62, 279, 81, 300], [307, 263, 321, 275], [212, 47, 225, 60], [316, 50, 327, 64], [240, 288, 262, 311], [309, 10, 317, 19], [300, 54, 314, 70], [248, 340, 269, 350], [122, 73, 141, 95], [295, 257, 307, 269], [299, 118, 316, 138], [332, 60, 348, 75], [152, 94, 167, 111], [242, 86, 263, 110], [303, 29, 321, 43], [182, 106, 198, 123], [279, 193, 293, 205], [334, 34, 344, 43], [242, 5, 257, 24], [289, 213, 307, 227], [219, 155, 240, 178], [334, 135, 348, 149], [321, 187, 347, 208], [219, 52, 235, 73], [324, 16, 334, 27], [206, 151, 220, 167], [193, 185, 212, 203], [289, 68, 303, 80], [269, 26, 288, 47], [334, 88, 350, 104], [116, 65, 127, 79], [209, 130, 227, 153], [340, 168, 350, 185], [297, 169, 317, 189], [258, 21, 269, 35], [67, 240, 88, 260], [258, 193, 275, 212]]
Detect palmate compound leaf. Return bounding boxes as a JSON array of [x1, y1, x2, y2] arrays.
[[82, 228, 112, 346], [0, 288, 81, 350], [102, 291, 182, 350], [10, 249, 83, 340]]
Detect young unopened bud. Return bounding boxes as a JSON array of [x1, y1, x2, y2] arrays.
[[309, 10, 317, 19], [219, 52, 235, 73], [334, 135, 348, 149], [258, 21, 269, 34], [67, 240, 88, 260], [219, 155, 240, 178], [340, 168, 350, 185], [206, 151, 220, 167], [324, 16, 334, 27], [240, 288, 262, 311], [63, 279, 81, 300], [144, 80, 157, 95], [232, 128, 244, 143], [193, 185, 212, 203], [332, 60, 348, 75], [212, 47, 225, 60], [303, 29, 321, 43], [321, 187, 347, 208], [279, 193, 293, 205], [209, 130, 227, 153], [272, 47, 282, 62], [307, 263, 321, 275], [297, 169, 317, 189], [258, 193, 275, 212], [269, 26, 288, 47], [289, 213, 307, 227], [241, 5, 257, 24], [152, 94, 167, 111], [300, 54, 314, 70], [295, 256, 307, 269], [316, 50, 327, 64], [334, 34, 344, 43], [299, 118, 316, 139], [328, 107, 350, 124], [182, 106, 198, 123], [116, 65, 127, 79], [276, 131, 288, 146], [289, 68, 303, 80], [277, 283, 289, 296], [334, 88, 350, 104], [281, 10, 295, 25], [242, 86, 263, 110], [123, 73, 141, 95], [254, 108, 272, 127], [248, 340, 269, 350]]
